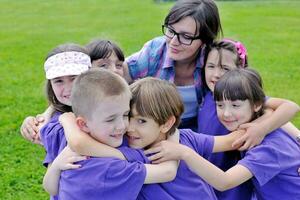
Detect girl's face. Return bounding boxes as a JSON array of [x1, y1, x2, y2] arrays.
[[166, 16, 203, 63], [85, 95, 130, 147], [50, 75, 76, 106], [91, 51, 124, 77], [216, 99, 258, 131], [126, 107, 167, 149], [205, 49, 238, 92]]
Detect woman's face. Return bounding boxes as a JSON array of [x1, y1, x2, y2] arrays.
[[165, 17, 203, 63]]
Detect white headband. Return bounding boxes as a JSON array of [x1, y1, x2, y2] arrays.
[[44, 51, 91, 79]]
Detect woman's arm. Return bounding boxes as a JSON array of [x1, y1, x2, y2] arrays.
[[233, 97, 300, 150], [43, 146, 87, 195]]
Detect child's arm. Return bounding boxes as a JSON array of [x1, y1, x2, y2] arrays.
[[60, 113, 178, 184], [20, 106, 54, 145], [233, 97, 300, 150], [145, 141, 253, 191], [43, 146, 87, 195], [281, 122, 300, 142], [59, 112, 126, 158]]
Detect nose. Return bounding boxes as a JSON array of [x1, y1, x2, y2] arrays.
[[116, 117, 127, 132], [127, 119, 135, 132], [169, 34, 180, 45], [213, 67, 222, 79], [223, 106, 232, 118]]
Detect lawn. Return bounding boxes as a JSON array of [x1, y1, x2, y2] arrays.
[[0, 0, 299, 199]]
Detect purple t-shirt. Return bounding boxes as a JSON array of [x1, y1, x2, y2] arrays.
[[58, 157, 146, 200], [40, 112, 67, 167], [198, 92, 254, 200], [238, 128, 300, 200], [121, 129, 217, 200]]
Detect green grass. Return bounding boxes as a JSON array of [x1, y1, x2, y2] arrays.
[[0, 0, 299, 199]]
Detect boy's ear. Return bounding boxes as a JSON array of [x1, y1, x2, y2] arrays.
[[160, 116, 176, 134], [76, 116, 90, 133], [253, 103, 263, 113]]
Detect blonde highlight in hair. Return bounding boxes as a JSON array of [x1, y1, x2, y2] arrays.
[[130, 77, 184, 135], [71, 68, 131, 119]]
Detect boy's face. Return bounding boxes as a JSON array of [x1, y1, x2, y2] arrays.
[[216, 99, 254, 131], [50, 75, 77, 106], [205, 49, 237, 92], [126, 107, 166, 149], [91, 51, 124, 77], [85, 94, 130, 147]]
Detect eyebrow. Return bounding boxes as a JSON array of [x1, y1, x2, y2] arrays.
[[168, 25, 195, 35]]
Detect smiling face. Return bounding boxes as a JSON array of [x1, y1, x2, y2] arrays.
[[126, 107, 167, 149], [166, 17, 203, 63], [50, 75, 76, 106], [91, 51, 124, 77], [205, 49, 238, 92], [216, 99, 259, 131], [85, 95, 130, 147]]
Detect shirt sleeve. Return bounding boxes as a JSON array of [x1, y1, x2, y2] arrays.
[[40, 120, 66, 167], [238, 145, 281, 186], [188, 130, 214, 159], [118, 146, 150, 163], [126, 36, 165, 80]]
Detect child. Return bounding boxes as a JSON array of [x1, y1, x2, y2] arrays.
[[146, 68, 300, 199], [43, 69, 178, 199], [20, 39, 126, 144], [197, 39, 300, 200], [37, 43, 92, 199], [59, 77, 251, 200], [86, 39, 125, 76]]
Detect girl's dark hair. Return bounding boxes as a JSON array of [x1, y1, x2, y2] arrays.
[[45, 43, 88, 113], [164, 0, 222, 45], [86, 39, 125, 62], [214, 68, 265, 120]]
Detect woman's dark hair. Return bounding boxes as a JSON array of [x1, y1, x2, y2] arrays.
[[214, 68, 265, 120], [164, 0, 222, 45], [45, 43, 88, 114], [86, 39, 125, 62]]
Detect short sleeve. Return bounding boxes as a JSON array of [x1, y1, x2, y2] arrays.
[[118, 146, 150, 164], [238, 145, 281, 186], [40, 115, 67, 167], [180, 129, 214, 159]]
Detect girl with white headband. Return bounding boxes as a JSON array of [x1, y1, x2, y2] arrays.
[[32, 43, 91, 199]]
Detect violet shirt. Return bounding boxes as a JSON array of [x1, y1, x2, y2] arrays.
[[238, 128, 300, 200], [58, 157, 146, 200], [198, 92, 254, 200], [121, 129, 217, 200]]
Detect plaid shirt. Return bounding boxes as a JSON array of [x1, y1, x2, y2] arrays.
[[126, 36, 206, 104]]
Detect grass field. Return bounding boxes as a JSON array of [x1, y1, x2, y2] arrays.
[[0, 0, 299, 199]]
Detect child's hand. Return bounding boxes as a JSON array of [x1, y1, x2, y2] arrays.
[[144, 141, 185, 164], [232, 122, 266, 151], [52, 146, 87, 171], [20, 116, 44, 145]]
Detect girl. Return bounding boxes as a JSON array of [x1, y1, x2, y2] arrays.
[[39, 43, 92, 199], [20, 39, 126, 143], [198, 39, 300, 200], [146, 68, 300, 199], [86, 39, 125, 76]]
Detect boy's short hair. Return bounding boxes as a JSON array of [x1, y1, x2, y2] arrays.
[[130, 77, 184, 135], [71, 68, 131, 119]]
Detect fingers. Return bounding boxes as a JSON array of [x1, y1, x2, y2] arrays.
[[147, 152, 163, 161], [232, 135, 247, 148], [20, 117, 39, 142], [66, 163, 82, 169], [36, 114, 45, 123], [238, 140, 251, 151], [144, 146, 161, 155], [238, 123, 251, 129]]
